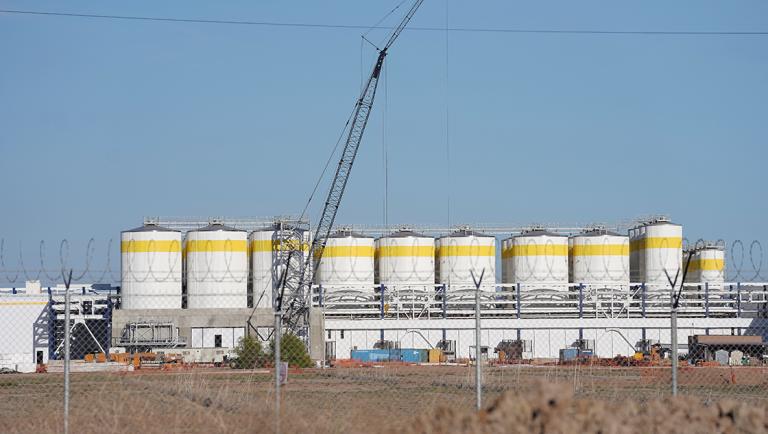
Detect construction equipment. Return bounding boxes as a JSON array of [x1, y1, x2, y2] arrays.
[[687, 334, 767, 364], [275, 1, 425, 336], [495, 340, 532, 363], [436, 340, 456, 362], [633, 342, 663, 364]]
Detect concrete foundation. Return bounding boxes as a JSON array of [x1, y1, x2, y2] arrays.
[[112, 308, 325, 361]]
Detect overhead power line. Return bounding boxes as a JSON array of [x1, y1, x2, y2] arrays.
[[2, 9, 768, 36]]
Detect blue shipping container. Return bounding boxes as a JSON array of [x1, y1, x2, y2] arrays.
[[559, 348, 579, 362], [350, 349, 401, 362], [400, 349, 428, 363]]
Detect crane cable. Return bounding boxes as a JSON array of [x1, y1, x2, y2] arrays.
[[298, 3, 411, 222], [363, 0, 409, 49], [299, 107, 356, 224], [445, 0, 451, 230], [4, 10, 768, 36], [383, 59, 390, 234]]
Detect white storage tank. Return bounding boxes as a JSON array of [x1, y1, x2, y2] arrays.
[[249, 227, 276, 309], [570, 229, 630, 285], [121, 223, 182, 309], [437, 229, 496, 289], [630, 218, 683, 287], [375, 230, 435, 289], [434, 238, 441, 284], [185, 223, 248, 309], [501, 237, 514, 284], [685, 243, 725, 287], [629, 226, 641, 283], [249, 226, 310, 309], [315, 230, 375, 292], [509, 229, 568, 290], [568, 236, 574, 283]]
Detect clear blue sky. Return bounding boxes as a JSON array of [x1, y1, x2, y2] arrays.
[[1, 1, 766, 281]]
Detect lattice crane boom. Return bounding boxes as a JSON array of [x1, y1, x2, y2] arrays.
[[277, 0, 424, 332]]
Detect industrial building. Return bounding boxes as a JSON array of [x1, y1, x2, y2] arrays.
[[110, 216, 767, 363], [2, 215, 766, 371], [0, 281, 116, 372]]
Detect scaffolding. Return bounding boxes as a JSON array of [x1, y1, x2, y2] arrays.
[[117, 320, 186, 350], [315, 282, 768, 320]]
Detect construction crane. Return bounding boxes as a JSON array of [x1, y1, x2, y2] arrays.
[[275, 0, 424, 335]]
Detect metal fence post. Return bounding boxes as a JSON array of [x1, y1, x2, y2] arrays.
[[671, 307, 678, 396], [475, 281, 481, 411], [274, 312, 282, 434], [471, 269, 485, 411], [63, 271, 72, 434]]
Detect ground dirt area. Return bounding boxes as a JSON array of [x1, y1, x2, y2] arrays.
[[1, 364, 767, 433]]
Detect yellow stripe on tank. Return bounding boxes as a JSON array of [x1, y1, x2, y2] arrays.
[[376, 246, 435, 257], [185, 240, 247, 253], [571, 244, 629, 256], [507, 245, 568, 257], [314, 245, 374, 258], [250, 240, 309, 253], [630, 237, 683, 251], [689, 259, 724, 271], [437, 245, 495, 257], [121, 240, 181, 253]]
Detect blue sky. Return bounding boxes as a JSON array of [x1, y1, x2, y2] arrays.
[[1, 1, 766, 281]]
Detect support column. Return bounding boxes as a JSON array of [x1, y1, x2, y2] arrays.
[[704, 283, 709, 317], [578, 284, 584, 340], [441, 284, 447, 342], [379, 284, 385, 342]]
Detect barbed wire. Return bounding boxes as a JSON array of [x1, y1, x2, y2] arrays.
[[0, 236, 765, 286], [0, 238, 119, 285]]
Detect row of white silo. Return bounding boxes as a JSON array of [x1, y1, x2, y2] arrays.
[[500, 228, 633, 290], [314, 229, 498, 291], [123, 222, 318, 310], [121, 219, 724, 309], [121, 225, 500, 309], [311, 222, 722, 294], [122, 223, 250, 310], [314, 228, 497, 292], [373, 229, 497, 290], [630, 219, 726, 288]]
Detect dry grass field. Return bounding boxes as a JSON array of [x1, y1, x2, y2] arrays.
[[1, 364, 767, 433]]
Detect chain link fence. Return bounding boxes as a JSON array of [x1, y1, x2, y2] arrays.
[[1, 235, 768, 433]]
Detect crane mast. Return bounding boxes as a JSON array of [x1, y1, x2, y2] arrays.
[[276, 0, 424, 334]]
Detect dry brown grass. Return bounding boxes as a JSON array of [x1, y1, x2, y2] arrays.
[[1, 365, 767, 433]]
